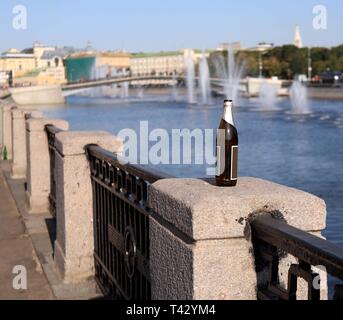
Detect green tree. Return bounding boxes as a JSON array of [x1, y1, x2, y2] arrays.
[[208, 44, 343, 80]]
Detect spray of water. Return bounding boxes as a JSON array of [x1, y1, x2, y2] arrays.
[[184, 50, 196, 104], [225, 45, 245, 103], [213, 44, 245, 104], [258, 81, 278, 110], [289, 81, 310, 114], [171, 72, 178, 101], [109, 68, 119, 98], [89, 64, 111, 97], [137, 84, 144, 98], [198, 52, 212, 105], [120, 69, 129, 99]]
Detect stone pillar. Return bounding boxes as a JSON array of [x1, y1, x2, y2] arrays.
[[54, 131, 123, 283], [26, 118, 69, 213], [0, 101, 4, 148], [2, 105, 16, 160], [149, 177, 327, 300], [11, 109, 43, 179], [11, 109, 26, 178]]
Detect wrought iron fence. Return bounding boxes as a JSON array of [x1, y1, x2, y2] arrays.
[[250, 215, 343, 300], [45, 124, 63, 218], [85, 145, 173, 300], [84, 143, 343, 300]]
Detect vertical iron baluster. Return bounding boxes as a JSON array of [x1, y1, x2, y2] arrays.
[[146, 216, 150, 259], [85, 146, 170, 300], [93, 180, 98, 257], [104, 188, 109, 271], [100, 183, 105, 263]]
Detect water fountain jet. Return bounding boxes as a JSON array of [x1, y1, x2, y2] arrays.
[[258, 81, 279, 111], [225, 45, 244, 104], [120, 69, 129, 99], [213, 44, 245, 104], [171, 72, 178, 101], [184, 49, 196, 104], [289, 81, 310, 114], [198, 52, 211, 105]]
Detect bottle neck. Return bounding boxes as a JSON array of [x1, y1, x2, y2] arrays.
[[222, 106, 235, 126]]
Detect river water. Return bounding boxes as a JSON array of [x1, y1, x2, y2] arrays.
[[37, 93, 343, 293]]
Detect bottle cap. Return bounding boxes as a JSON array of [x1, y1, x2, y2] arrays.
[[224, 100, 233, 107]]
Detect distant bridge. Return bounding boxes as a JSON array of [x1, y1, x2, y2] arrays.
[[61, 75, 230, 96], [10, 76, 279, 105]]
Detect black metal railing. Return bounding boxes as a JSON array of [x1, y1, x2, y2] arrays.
[[45, 124, 63, 218], [84, 143, 343, 300], [85, 144, 173, 300], [250, 215, 343, 300]]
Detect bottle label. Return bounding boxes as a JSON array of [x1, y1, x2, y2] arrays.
[[230, 145, 238, 180]]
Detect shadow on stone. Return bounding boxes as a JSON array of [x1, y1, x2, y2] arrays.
[[45, 217, 56, 252]]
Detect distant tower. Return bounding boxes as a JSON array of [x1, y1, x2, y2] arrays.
[[294, 25, 303, 48]]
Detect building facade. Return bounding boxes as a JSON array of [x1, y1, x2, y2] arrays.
[[0, 49, 36, 77], [31, 42, 56, 68], [247, 42, 274, 52], [130, 51, 186, 77], [130, 50, 200, 86], [64, 51, 131, 83], [96, 52, 131, 71], [0, 43, 78, 85], [37, 47, 81, 85], [216, 42, 242, 52]]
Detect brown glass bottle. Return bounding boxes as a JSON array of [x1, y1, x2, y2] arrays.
[[215, 100, 239, 187]]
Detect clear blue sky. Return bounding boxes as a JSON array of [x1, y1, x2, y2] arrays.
[[0, 0, 342, 52]]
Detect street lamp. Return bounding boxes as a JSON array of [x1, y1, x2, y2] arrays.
[[308, 47, 312, 82], [259, 52, 263, 78]]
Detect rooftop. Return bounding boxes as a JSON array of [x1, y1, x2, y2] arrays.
[[66, 51, 131, 60], [0, 52, 35, 59], [41, 47, 80, 60], [132, 51, 182, 58]]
